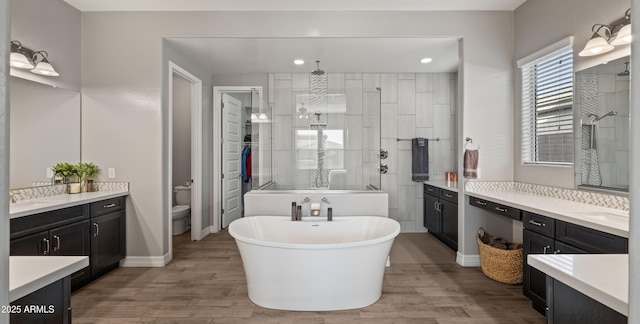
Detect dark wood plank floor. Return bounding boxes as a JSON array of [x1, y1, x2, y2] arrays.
[[71, 229, 545, 323]]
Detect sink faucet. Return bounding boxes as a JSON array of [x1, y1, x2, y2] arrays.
[[9, 192, 16, 204]]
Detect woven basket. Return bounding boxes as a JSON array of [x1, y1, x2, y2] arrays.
[[477, 228, 523, 284]]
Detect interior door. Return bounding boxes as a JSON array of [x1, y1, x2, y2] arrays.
[[222, 93, 242, 227]]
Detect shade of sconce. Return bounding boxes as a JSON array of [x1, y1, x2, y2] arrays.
[[9, 41, 60, 76], [579, 8, 632, 57]]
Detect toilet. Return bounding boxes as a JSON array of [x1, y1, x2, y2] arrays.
[[172, 185, 191, 235]]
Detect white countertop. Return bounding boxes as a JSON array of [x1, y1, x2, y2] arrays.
[[10, 190, 129, 219], [10, 256, 89, 302], [465, 189, 628, 238], [423, 180, 459, 193], [528, 254, 628, 316]]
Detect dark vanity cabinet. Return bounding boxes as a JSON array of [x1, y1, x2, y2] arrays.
[[522, 211, 628, 316], [11, 277, 71, 324], [90, 197, 127, 276], [10, 196, 127, 290], [423, 184, 458, 251]]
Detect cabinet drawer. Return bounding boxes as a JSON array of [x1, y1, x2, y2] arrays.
[[469, 197, 521, 221], [523, 211, 555, 237], [440, 190, 457, 203], [90, 196, 125, 217], [556, 221, 628, 253], [10, 205, 88, 240], [424, 184, 440, 197]]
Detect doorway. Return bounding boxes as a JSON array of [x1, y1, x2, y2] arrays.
[[168, 62, 203, 259], [213, 86, 263, 230]]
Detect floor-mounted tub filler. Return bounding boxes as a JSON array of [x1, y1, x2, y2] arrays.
[[229, 216, 401, 311]]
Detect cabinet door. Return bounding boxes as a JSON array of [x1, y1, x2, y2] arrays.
[[440, 199, 458, 251], [423, 194, 441, 234], [10, 277, 70, 324], [523, 229, 555, 313], [50, 220, 91, 288], [91, 210, 126, 276], [10, 231, 49, 256]]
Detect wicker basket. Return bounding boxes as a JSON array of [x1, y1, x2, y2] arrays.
[[477, 228, 523, 284]]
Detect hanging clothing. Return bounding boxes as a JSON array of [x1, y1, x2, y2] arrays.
[[241, 146, 252, 182]]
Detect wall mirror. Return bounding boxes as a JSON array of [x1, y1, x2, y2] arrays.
[[10, 76, 81, 189], [574, 55, 630, 193]]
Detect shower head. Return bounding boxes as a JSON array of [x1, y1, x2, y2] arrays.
[[618, 62, 630, 76], [592, 110, 618, 122], [311, 60, 325, 75]]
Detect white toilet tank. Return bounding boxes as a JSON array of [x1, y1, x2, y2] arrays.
[[174, 185, 191, 206]]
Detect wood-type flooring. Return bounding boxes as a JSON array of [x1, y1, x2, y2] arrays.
[[71, 229, 545, 323]]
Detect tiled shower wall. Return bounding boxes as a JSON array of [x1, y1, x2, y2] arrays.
[[269, 72, 457, 232]]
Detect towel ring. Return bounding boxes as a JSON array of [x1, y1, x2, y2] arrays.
[[465, 137, 479, 150]]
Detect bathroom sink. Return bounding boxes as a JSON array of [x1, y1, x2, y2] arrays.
[[570, 211, 628, 225]]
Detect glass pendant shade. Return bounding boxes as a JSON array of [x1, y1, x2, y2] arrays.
[[10, 52, 35, 69], [611, 24, 632, 45], [31, 61, 60, 76], [579, 35, 615, 56]]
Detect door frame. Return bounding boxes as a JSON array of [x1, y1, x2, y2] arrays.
[[168, 61, 203, 249], [213, 86, 263, 232]]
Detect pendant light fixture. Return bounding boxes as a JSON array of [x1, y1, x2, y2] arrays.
[[579, 8, 632, 57], [30, 51, 59, 76], [10, 41, 35, 69], [9, 40, 60, 77]]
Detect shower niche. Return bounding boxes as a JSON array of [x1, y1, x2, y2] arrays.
[[575, 56, 630, 192]]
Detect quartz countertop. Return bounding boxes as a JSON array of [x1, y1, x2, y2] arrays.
[[10, 190, 129, 219], [528, 254, 628, 316], [465, 189, 628, 238], [10, 256, 89, 302], [423, 180, 459, 193]]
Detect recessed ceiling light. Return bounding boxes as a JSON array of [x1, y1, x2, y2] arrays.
[[294, 59, 305, 65], [420, 58, 433, 64]]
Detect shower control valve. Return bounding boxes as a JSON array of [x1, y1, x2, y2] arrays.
[[378, 149, 389, 159], [378, 164, 389, 174]]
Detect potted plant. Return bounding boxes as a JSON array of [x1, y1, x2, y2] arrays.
[[52, 162, 76, 184], [77, 162, 100, 192]]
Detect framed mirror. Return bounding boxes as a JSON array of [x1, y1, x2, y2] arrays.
[[10, 77, 81, 189], [574, 56, 630, 193]]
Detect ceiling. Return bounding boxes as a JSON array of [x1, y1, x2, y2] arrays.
[[167, 38, 460, 74], [64, 0, 527, 12]]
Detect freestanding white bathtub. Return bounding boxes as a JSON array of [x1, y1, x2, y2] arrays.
[[229, 216, 401, 311]]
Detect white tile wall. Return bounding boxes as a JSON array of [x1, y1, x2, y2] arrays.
[[269, 72, 457, 232]]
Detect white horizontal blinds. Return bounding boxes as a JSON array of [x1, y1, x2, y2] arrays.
[[521, 45, 574, 164]]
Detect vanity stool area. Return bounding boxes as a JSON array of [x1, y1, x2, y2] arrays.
[[8, 191, 128, 323]]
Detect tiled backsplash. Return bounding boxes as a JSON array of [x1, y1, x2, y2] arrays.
[[10, 182, 129, 203], [465, 181, 629, 211]]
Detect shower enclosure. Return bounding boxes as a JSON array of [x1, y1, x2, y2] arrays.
[[251, 68, 382, 191]]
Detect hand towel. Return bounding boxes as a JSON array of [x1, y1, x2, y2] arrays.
[[411, 138, 429, 181], [464, 149, 479, 179]]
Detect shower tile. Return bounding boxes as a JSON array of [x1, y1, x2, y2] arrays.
[[398, 73, 416, 80], [346, 73, 362, 80], [397, 185, 416, 220], [599, 162, 614, 188], [268, 74, 275, 104], [381, 104, 398, 139], [397, 150, 413, 185], [329, 73, 346, 94], [597, 127, 615, 162], [274, 79, 292, 115], [616, 151, 629, 187], [346, 150, 363, 188], [363, 73, 381, 92], [434, 105, 451, 139], [292, 73, 309, 92], [327, 112, 346, 130], [382, 174, 398, 208], [273, 116, 292, 150], [434, 73, 451, 105], [398, 80, 416, 115], [381, 74, 398, 104], [381, 138, 398, 175], [434, 140, 453, 176], [598, 74, 615, 93], [346, 116, 363, 150], [415, 93, 434, 128], [614, 117, 629, 151], [416, 73, 434, 93], [416, 128, 435, 141], [274, 150, 293, 186], [398, 115, 416, 139], [615, 87, 629, 115], [346, 79, 363, 115], [274, 73, 292, 80], [398, 220, 416, 232]]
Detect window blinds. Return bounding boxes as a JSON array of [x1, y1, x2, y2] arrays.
[[521, 45, 574, 164]]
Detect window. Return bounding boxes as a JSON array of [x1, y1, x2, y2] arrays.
[[295, 129, 344, 170], [519, 38, 574, 164]]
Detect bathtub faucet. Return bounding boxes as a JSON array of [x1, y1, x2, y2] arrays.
[[291, 202, 302, 221]]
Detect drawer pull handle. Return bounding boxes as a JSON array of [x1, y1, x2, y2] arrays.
[[53, 235, 61, 252], [93, 223, 100, 237], [103, 203, 117, 208], [529, 220, 546, 227], [42, 238, 50, 255], [476, 200, 487, 206], [444, 193, 453, 198], [495, 207, 507, 212]]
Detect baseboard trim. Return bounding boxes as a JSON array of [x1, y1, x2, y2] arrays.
[[120, 252, 172, 267], [456, 252, 481, 267]]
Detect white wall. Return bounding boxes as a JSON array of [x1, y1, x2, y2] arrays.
[[1, 0, 10, 317], [80, 10, 514, 259], [513, 0, 631, 188], [171, 73, 192, 197], [629, 1, 640, 320]]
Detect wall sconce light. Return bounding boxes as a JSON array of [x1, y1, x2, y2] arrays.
[[10, 40, 59, 76], [579, 8, 632, 57]]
